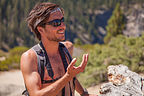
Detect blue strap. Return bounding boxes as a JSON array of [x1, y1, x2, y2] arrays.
[[32, 44, 45, 84], [39, 42, 54, 79], [59, 43, 73, 96], [59, 45, 68, 72]]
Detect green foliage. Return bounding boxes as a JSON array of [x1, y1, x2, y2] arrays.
[[74, 44, 95, 52], [0, 46, 28, 71], [1, 0, 143, 50], [77, 35, 144, 87], [104, 3, 126, 43], [9, 46, 29, 56], [74, 38, 83, 45]]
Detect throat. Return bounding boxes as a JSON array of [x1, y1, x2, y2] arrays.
[[48, 53, 60, 59], [41, 40, 59, 55]]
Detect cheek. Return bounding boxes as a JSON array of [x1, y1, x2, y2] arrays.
[[62, 23, 66, 30], [45, 28, 56, 35], [52, 29, 59, 35], [51, 27, 58, 32]]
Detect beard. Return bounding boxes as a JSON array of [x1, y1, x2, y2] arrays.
[[47, 35, 65, 42], [45, 28, 66, 42]]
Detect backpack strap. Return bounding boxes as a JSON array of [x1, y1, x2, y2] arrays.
[[59, 43, 69, 96], [59, 42, 76, 96], [39, 42, 54, 80], [59, 43, 72, 64], [32, 44, 46, 83], [22, 85, 29, 96], [59, 43, 69, 72], [59, 42, 76, 81]]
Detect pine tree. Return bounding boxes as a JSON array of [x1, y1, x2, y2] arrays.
[[104, 3, 126, 43]]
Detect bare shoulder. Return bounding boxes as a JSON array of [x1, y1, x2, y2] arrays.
[[20, 49, 37, 75], [61, 41, 73, 56], [61, 41, 73, 49], [20, 49, 42, 95]]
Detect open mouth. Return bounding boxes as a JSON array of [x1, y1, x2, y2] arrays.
[[57, 29, 65, 34], [58, 31, 64, 34]]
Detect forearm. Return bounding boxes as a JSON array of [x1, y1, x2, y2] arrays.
[[37, 73, 73, 96]]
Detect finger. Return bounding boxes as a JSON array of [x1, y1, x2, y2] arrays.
[[83, 54, 88, 68], [82, 54, 87, 66], [80, 54, 89, 71], [69, 58, 77, 68], [80, 54, 86, 66], [76, 54, 86, 71], [87, 54, 89, 61], [85, 54, 89, 63], [82, 57, 87, 69]]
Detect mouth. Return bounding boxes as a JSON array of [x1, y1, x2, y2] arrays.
[[58, 31, 65, 34], [57, 29, 65, 34]]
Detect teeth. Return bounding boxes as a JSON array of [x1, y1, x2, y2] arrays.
[[58, 32, 64, 34]]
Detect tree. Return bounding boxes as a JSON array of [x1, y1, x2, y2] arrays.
[[104, 3, 126, 43]]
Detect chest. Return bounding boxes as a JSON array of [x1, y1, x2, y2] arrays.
[[50, 56, 65, 75], [44, 55, 68, 80]]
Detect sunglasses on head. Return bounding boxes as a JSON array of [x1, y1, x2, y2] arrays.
[[44, 17, 64, 27]]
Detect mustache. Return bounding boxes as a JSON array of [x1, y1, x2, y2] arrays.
[[58, 28, 65, 32]]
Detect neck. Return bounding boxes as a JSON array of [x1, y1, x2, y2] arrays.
[[41, 38, 59, 55]]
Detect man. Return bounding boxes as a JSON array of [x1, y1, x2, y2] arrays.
[[21, 2, 96, 96]]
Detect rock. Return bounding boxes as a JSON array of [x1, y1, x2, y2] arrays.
[[123, 4, 144, 37], [99, 64, 144, 96]]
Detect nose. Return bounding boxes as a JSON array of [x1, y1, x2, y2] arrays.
[[60, 22, 66, 30]]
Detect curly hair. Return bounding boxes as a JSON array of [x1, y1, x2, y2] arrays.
[[26, 2, 64, 40]]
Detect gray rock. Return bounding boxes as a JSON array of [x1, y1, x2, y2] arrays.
[[99, 64, 144, 96], [123, 4, 144, 37]]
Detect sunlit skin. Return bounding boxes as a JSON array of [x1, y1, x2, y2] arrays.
[[21, 9, 97, 96]]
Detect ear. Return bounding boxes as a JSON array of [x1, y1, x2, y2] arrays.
[[37, 26, 44, 34]]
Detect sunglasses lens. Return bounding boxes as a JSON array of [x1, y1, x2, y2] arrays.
[[61, 17, 64, 22], [52, 20, 61, 27], [45, 17, 64, 27]]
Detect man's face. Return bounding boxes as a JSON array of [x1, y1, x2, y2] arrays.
[[42, 9, 66, 42]]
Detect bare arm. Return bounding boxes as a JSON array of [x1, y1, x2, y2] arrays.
[[21, 49, 88, 96]]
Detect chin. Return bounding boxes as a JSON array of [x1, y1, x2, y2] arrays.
[[59, 37, 65, 41], [55, 38, 65, 42], [59, 38, 65, 42]]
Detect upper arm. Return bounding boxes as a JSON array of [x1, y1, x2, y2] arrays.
[[61, 41, 74, 56], [20, 50, 41, 96]]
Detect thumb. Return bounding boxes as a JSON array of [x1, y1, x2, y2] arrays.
[[69, 58, 77, 68]]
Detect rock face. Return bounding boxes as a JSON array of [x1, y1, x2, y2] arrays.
[[123, 4, 144, 37], [99, 65, 144, 96]]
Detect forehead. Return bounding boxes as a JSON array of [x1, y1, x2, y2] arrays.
[[48, 10, 64, 21]]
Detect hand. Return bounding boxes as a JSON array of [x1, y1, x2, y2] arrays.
[[66, 54, 89, 78]]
